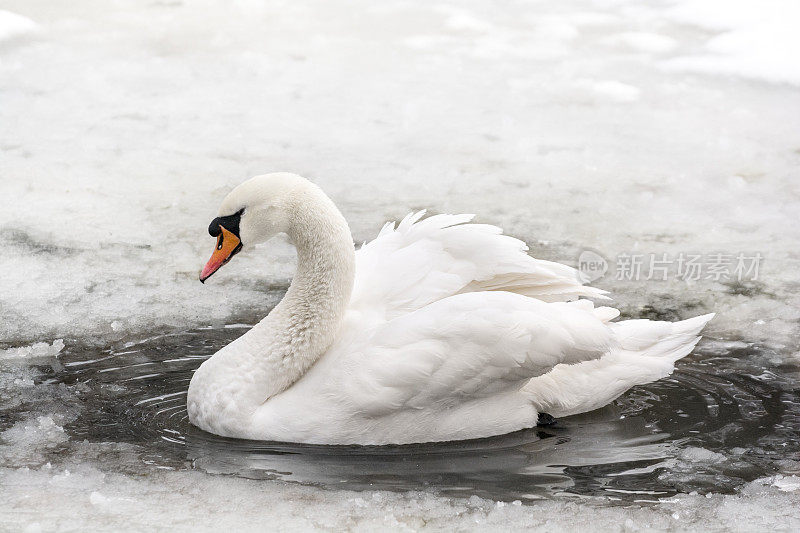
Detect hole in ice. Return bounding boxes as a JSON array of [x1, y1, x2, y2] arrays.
[[8, 326, 800, 502]]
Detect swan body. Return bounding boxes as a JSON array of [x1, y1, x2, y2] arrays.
[[187, 173, 713, 445]]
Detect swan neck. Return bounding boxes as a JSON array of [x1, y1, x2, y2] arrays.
[[260, 190, 355, 397], [187, 182, 355, 436], [283, 202, 355, 337]]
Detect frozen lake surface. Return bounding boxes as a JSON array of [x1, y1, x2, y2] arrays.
[[2, 0, 799, 530]]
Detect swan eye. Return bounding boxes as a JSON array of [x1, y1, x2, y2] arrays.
[[208, 208, 244, 238]]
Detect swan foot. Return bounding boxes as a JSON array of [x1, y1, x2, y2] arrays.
[[536, 412, 557, 427]]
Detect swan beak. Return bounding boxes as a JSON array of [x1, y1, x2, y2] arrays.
[[200, 226, 242, 283]]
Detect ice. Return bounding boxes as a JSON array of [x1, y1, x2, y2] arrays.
[[1, 0, 799, 529], [1, 0, 799, 353], [0, 339, 64, 360], [1, 416, 67, 447], [752, 474, 800, 493], [602, 32, 677, 54], [678, 447, 726, 464], [0, 9, 38, 43], [1, 464, 799, 532], [2, 416, 66, 447], [585, 80, 641, 103], [665, 0, 800, 85], [0, 416, 69, 467]]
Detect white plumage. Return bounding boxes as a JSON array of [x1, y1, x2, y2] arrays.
[[187, 173, 713, 444]]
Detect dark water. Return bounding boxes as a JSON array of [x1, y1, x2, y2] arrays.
[[21, 326, 800, 502]]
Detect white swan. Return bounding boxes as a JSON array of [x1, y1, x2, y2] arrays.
[[187, 173, 713, 445]]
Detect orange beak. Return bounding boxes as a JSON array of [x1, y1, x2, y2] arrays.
[[199, 226, 242, 283]]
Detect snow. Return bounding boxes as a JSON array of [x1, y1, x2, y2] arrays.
[[1, 0, 799, 530], [1, 0, 798, 353], [665, 0, 800, 85], [602, 32, 677, 54], [1, 416, 67, 448], [0, 339, 64, 360], [678, 447, 726, 464], [0, 416, 68, 467], [1, 463, 799, 532], [769, 475, 800, 493], [0, 9, 38, 43], [0, 0, 797, 352], [586, 80, 642, 103]]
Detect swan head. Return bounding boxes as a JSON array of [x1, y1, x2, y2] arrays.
[[199, 173, 308, 282]]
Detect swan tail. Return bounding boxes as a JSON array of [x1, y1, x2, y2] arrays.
[[524, 313, 714, 418]]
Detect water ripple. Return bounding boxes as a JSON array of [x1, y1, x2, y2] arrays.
[[35, 328, 800, 501]]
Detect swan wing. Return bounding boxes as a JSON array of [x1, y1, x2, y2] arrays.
[[338, 292, 615, 416], [351, 212, 606, 320]]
